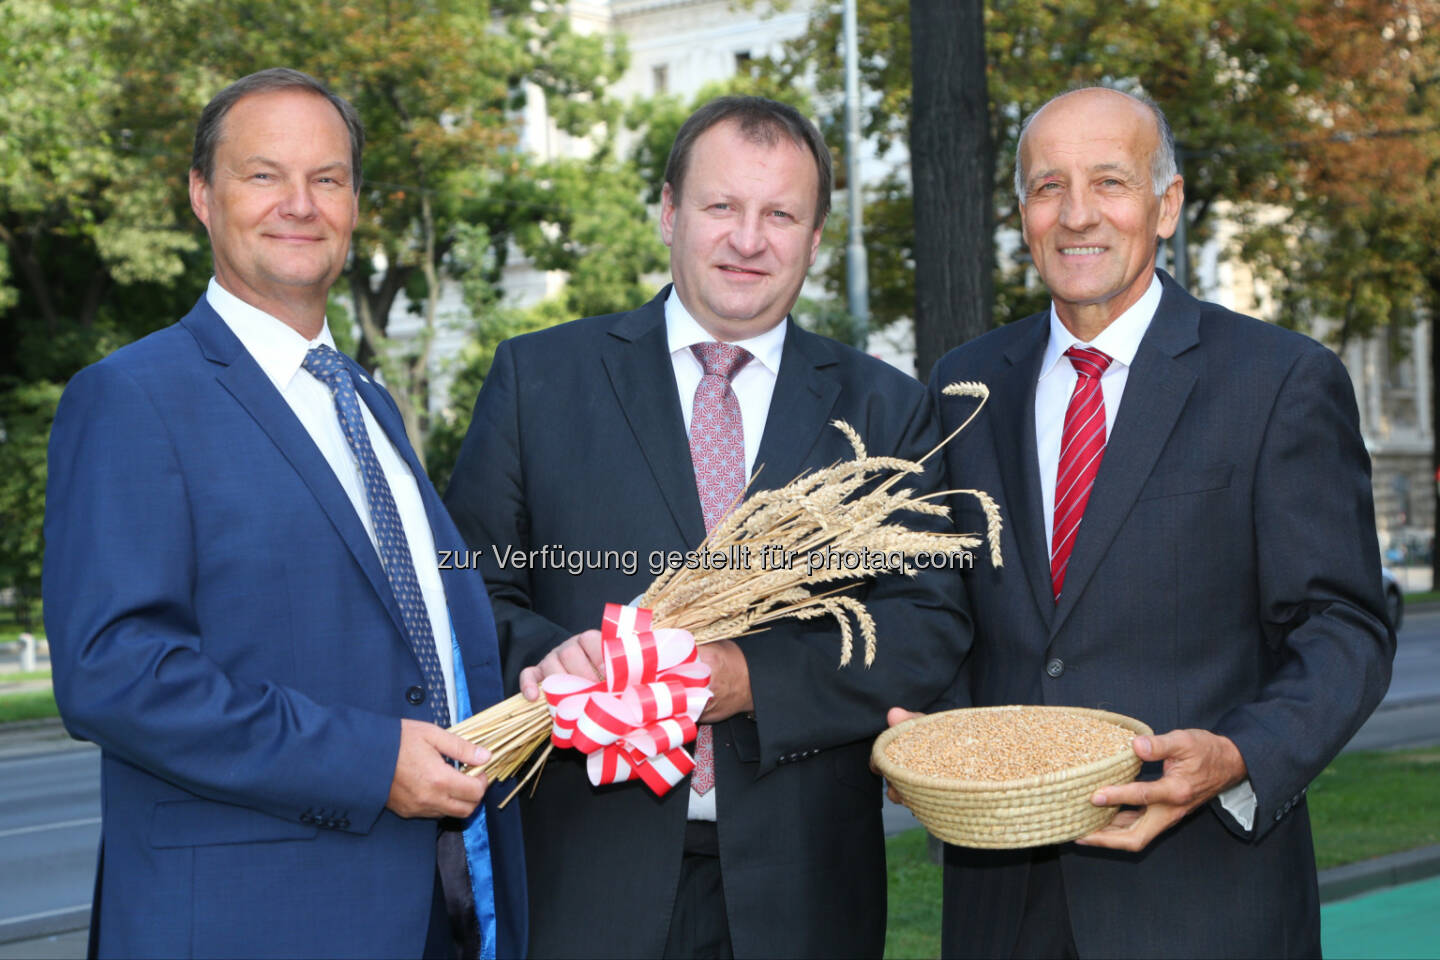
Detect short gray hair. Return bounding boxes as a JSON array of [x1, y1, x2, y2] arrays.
[[192, 68, 364, 194], [1013, 86, 1176, 205]]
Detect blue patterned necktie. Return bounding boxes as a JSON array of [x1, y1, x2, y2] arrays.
[[302, 344, 450, 727], [305, 345, 493, 959]]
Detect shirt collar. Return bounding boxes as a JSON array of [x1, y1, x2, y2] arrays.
[[206, 277, 337, 393], [664, 287, 787, 376], [1039, 272, 1163, 380]]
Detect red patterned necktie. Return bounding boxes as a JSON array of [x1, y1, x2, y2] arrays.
[[687, 341, 752, 795], [1050, 346, 1113, 601]]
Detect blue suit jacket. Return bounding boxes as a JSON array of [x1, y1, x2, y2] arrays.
[[42, 296, 526, 958], [930, 272, 1393, 958]]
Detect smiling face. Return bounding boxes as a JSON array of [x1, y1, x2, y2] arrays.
[[1018, 89, 1182, 339], [660, 120, 824, 342], [189, 87, 359, 337]]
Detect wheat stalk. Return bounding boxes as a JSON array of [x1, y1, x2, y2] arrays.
[[453, 406, 1000, 806]]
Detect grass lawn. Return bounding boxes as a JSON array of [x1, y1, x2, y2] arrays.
[[0, 670, 52, 685], [1308, 745, 1440, 869], [1404, 590, 1440, 604], [882, 745, 1440, 958], [0, 688, 57, 724], [884, 829, 944, 959]]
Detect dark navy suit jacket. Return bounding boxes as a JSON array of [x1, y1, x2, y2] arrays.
[[43, 296, 526, 958], [444, 287, 971, 958], [930, 272, 1394, 958]]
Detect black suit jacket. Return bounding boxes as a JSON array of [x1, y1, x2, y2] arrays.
[[445, 287, 970, 958], [929, 272, 1394, 958]]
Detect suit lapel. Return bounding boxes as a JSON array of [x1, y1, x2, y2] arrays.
[[751, 324, 842, 493], [181, 300, 409, 642], [1049, 276, 1201, 637], [600, 289, 709, 547], [353, 375, 502, 687], [990, 317, 1056, 628]]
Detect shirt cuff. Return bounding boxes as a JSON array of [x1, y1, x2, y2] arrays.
[[1217, 778, 1257, 832]]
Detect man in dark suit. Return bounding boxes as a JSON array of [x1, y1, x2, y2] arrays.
[[444, 96, 968, 958], [43, 68, 525, 958], [915, 86, 1394, 957]]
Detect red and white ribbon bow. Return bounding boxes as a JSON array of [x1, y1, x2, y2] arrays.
[[541, 604, 713, 795]]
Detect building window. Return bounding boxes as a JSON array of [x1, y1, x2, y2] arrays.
[[734, 50, 753, 74], [653, 64, 669, 95]]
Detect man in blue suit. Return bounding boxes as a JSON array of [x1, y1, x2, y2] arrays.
[[43, 68, 524, 958]]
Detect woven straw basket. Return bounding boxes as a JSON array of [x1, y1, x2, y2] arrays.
[[872, 705, 1153, 849]]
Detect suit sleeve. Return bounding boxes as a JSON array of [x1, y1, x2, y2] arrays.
[[43, 362, 400, 834], [1211, 344, 1394, 839], [444, 339, 571, 691], [737, 383, 974, 773]]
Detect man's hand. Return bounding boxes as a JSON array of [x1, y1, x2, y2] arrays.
[[518, 629, 605, 701], [386, 719, 492, 819], [879, 707, 925, 803], [1076, 728, 1247, 852], [697, 640, 753, 722]]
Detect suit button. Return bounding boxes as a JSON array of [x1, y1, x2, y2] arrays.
[[1045, 658, 1065, 678], [1274, 809, 1284, 822], [300, 813, 315, 825], [338, 818, 351, 830], [406, 685, 426, 705]]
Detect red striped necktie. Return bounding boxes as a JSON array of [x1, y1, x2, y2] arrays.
[[1050, 346, 1113, 601]]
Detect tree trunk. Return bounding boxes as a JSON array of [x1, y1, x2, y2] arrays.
[[346, 259, 411, 373], [909, 0, 994, 381]]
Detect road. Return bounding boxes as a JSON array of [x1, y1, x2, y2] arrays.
[[0, 728, 97, 947], [4, 608, 1440, 952]]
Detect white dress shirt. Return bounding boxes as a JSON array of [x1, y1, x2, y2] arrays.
[[208, 278, 457, 722], [1035, 274, 1161, 556], [1032, 272, 1256, 831], [665, 289, 786, 820]]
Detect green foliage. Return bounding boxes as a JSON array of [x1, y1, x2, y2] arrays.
[[426, 301, 572, 493], [499, 155, 666, 320], [0, 689, 58, 724], [0, 0, 209, 386], [0, 381, 62, 627], [760, 0, 1381, 330], [792, 295, 864, 348], [625, 75, 818, 204], [0, 0, 672, 606], [883, 828, 943, 959], [1233, 0, 1440, 346]]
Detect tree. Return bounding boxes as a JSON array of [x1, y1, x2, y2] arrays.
[[761, 0, 1339, 344], [0, 0, 673, 610], [425, 147, 669, 490], [909, 0, 994, 379], [158, 0, 634, 463], [1233, 0, 1440, 583], [0, 0, 207, 385], [0, 381, 62, 626]]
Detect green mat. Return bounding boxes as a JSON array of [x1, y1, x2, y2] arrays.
[[1322, 873, 1440, 959]]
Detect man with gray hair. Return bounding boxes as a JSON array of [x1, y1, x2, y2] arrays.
[[899, 86, 1393, 956], [44, 68, 525, 958]]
